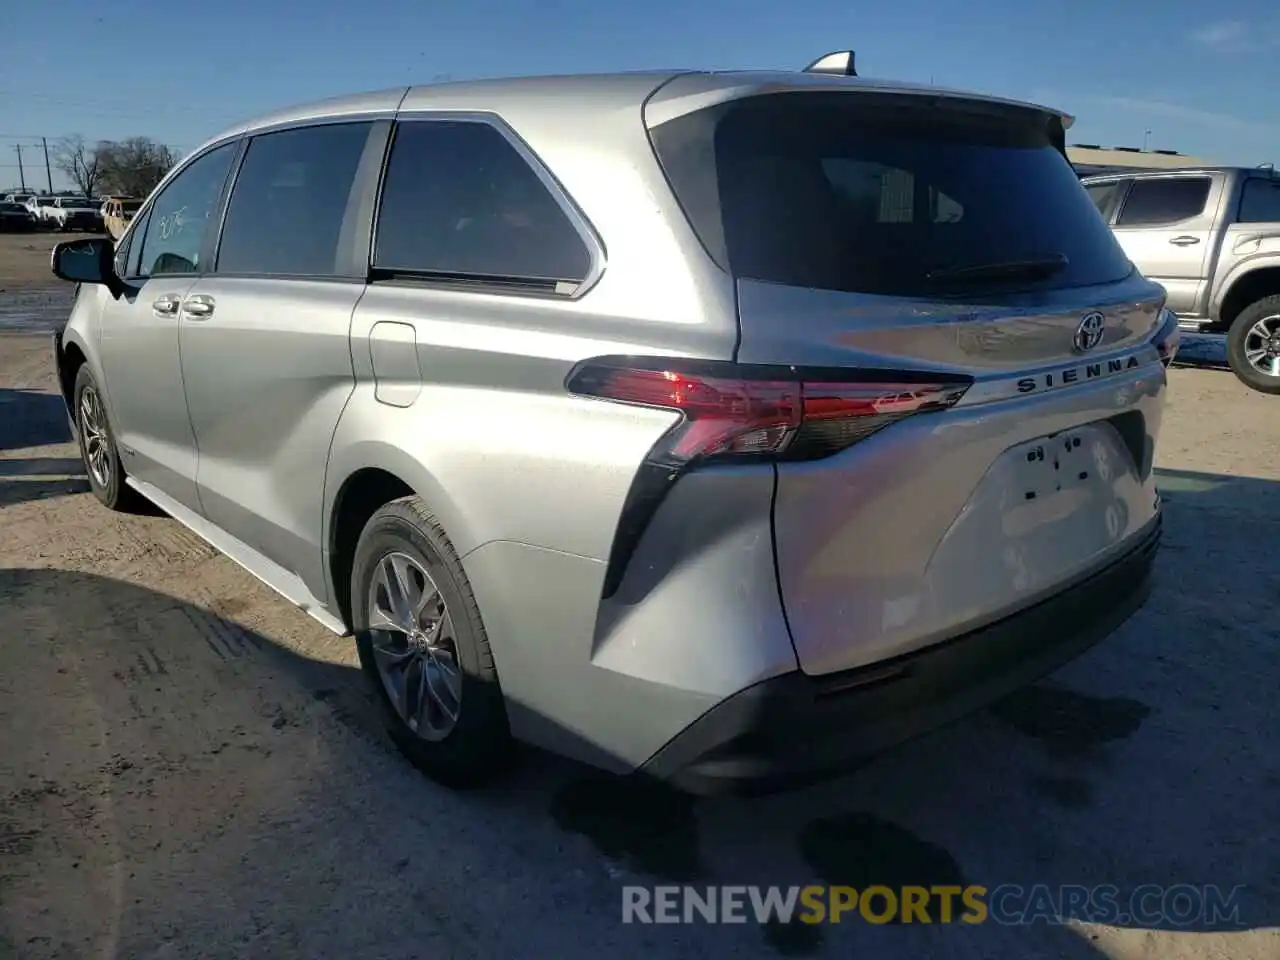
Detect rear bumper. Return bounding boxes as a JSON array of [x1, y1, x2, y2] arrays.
[[639, 514, 1161, 796]]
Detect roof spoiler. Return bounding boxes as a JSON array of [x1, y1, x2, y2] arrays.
[[802, 50, 857, 77]]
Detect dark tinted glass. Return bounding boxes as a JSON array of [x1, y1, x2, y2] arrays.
[[374, 120, 591, 284], [216, 122, 371, 277], [1116, 177, 1210, 226], [136, 142, 237, 277], [652, 93, 1132, 297], [1238, 178, 1280, 223]]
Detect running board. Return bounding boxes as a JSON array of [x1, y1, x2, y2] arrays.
[[125, 477, 349, 637]]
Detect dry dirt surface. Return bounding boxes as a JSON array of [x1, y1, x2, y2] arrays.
[[0, 232, 104, 290], [0, 233, 92, 336], [0, 332, 1276, 960]]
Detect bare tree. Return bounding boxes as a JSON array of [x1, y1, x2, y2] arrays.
[[52, 135, 106, 196], [97, 137, 177, 197]]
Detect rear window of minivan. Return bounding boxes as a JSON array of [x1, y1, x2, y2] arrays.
[[649, 92, 1134, 297]]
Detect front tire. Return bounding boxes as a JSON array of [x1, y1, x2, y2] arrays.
[[1226, 295, 1280, 395], [351, 497, 512, 787], [72, 365, 144, 512]]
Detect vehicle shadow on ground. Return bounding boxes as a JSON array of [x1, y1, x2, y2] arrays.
[[0, 388, 71, 453], [0, 389, 91, 506], [1170, 333, 1229, 370], [0, 388, 89, 506], [1, 460, 1275, 959]]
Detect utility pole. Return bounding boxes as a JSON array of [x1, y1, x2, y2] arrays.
[[41, 137, 53, 193], [14, 144, 26, 190]]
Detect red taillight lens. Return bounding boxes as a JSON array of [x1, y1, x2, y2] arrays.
[[1154, 308, 1180, 367], [570, 367, 801, 460], [791, 380, 970, 459], [567, 359, 971, 464]]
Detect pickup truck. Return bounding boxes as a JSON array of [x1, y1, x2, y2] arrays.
[[45, 196, 104, 232], [1082, 166, 1280, 394], [24, 195, 58, 224]]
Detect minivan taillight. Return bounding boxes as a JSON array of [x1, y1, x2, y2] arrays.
[[566, 358, 973, 599], [566, 359, 971, 466]]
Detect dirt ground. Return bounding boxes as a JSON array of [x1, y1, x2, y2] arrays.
[[0, 231, 100, 291], [0, 328, 1277, 959]]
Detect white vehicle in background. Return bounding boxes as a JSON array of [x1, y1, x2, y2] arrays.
[[45, 196, 103, 232], [25, 195, 58, 224]]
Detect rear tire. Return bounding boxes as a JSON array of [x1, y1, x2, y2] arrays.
[[351, 497, 512, 787], [1226, 295, 1280, 395], [72, 365, 146, 512]]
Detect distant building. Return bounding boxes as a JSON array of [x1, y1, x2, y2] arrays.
[[1067, 144, 1214, 178]]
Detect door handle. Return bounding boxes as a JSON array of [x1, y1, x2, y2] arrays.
[[182, 294, 215, 319], [1169, 236, 1201, 246], [152, 294, 180, 317]]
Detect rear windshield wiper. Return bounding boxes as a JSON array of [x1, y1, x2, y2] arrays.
[[925, 254, 1069, 284]]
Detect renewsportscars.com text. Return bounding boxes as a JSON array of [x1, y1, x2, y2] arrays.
[[622, 884, 1245, 927]]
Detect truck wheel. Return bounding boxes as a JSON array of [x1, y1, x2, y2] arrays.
[[1226, 295, 1280, 395]]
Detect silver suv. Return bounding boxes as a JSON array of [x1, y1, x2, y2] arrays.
[[1083, 167, 1280, 394], [50, 60, 1175, 794]]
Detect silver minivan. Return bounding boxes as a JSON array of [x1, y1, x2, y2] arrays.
[[51, 57, 1176, 794]]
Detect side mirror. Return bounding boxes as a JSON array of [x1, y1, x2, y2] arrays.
[[51, 236, 126, 299]]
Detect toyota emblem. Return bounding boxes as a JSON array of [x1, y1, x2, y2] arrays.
[[1073, 311, 1106, 353]]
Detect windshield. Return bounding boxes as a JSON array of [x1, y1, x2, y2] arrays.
[[650, 92, 1134, 297]]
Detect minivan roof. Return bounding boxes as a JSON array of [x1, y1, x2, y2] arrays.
[[187, 70, 1073, 163]]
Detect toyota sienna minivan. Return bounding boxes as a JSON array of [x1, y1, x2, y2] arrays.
[[50, 54, 1176, 794]]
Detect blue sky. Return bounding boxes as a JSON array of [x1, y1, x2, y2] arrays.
[[2, 0, 1276, 189]]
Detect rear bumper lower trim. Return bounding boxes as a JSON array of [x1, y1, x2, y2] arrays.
[[639, 514, 1161, 795]]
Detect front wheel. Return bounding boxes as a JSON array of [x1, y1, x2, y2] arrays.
[[351, 497, 512, 787], [72, 365, 145, 512], [1226, 295, 1280, 395]]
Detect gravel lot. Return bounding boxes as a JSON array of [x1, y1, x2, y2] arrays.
[[0, 237, 1277, 959], [0, 232, 87, 334]]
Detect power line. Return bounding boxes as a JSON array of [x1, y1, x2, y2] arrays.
[[0, 88, 198, 114]]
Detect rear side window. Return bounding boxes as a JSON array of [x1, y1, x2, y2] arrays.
[[373, 120, 592, 287], [650, 93, 1133, 297], [216, 122, 372, 277], [1238, 178, 1280, 223], [1085, 180, 1128, 221], [1116, 177, 1211, 227]]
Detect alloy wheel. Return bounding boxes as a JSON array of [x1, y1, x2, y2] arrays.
[[366, 551, 462, 741], [1242, 314, 1280, 378], [79, 385, 112, 488]]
